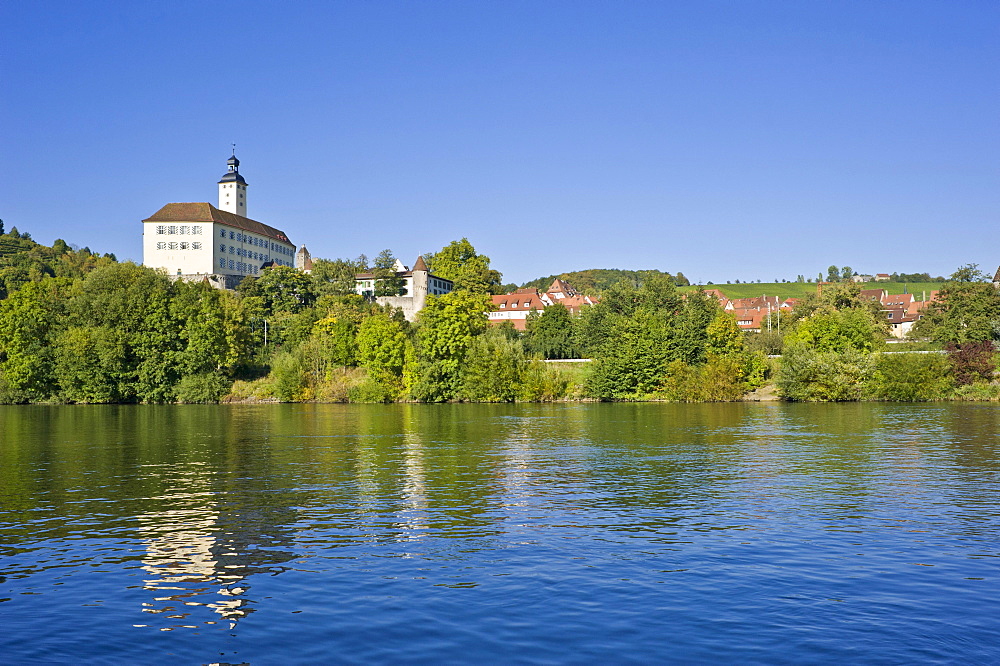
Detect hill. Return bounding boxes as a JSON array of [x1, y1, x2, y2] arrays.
[[678, 281, 946, 300], [520, 268, 689, 294], [0, 226, 116, 299]]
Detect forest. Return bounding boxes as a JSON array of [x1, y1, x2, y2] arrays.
[[0, 223, 998, 404]]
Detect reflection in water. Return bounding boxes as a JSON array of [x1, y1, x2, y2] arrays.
[[1, 403, 1000, 663]]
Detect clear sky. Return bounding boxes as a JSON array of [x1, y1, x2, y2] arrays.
[[3, 1, 998, 285]]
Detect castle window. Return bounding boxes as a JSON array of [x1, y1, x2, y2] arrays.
[[180, 242, 189, 250], [156, 226, 166, 234], [168, 226, 177, 235], [192, 242, 202, 250], [179, 226, 188, 235], [192, 226, 202, 235], [220, 244, 226, 253], [156, 242, 166, 250], [230, 231, 235, 240], [229, 259, 235, 270], [219, 258, 226, 268], [220, 229, 226, 238], [168, 242, 178, 250], [229, 246, 234, 254]]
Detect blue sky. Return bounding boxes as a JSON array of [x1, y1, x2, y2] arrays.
[[3, 1, 998, 285]]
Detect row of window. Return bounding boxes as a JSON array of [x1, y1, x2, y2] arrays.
[[156, 225, 203, 235], [219, 258, 260, 274], [219, 244, 268, 260], [156, 242, 202, 251], [218, 228, 293, 255]]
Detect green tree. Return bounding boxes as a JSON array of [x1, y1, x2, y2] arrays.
[[460, 327, 525, 402], [356, 313, 408, 376], [413, 291, 491, 401], [842, 266, 854, 281], [913, 266, 1000, 343], [0, 280, 68, 402], [239, 265, 316, 315], [372, 249, 406, 297], [525, 303, 578, 359], [426, 238, 502, 294], [827, 266, 841, 282], [311, 257, 363, 297]]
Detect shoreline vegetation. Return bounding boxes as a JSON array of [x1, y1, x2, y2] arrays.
[[2, 229, 999, 406]]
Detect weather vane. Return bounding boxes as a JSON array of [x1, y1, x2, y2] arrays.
[[232, 142, 236, 156]]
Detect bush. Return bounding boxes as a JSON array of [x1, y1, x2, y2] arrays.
[[225, 376, 275, 402], [174, 372, 232, 403], [271, 350, 306, 402], [460, 330, 525, 402], [520, 361, 572, 401], [945, 342, 995, 386], [868, 353, 952, 401], [777, 345, 875, 401], [347, 369, 402, 403], [952, 382, 1000, 401]]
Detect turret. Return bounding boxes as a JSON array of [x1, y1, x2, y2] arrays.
[[218, 151, 248, 217]]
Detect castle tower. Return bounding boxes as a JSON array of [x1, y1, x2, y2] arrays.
[[218, 152, 248, 217], [411, 255, 429, 311]]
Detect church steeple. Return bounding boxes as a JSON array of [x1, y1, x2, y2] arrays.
[[218, 148, 248, 217]]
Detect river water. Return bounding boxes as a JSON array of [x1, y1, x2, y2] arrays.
[[1, 403, 999, 664]]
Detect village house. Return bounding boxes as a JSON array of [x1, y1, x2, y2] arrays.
[[487, 279, 598, 330]]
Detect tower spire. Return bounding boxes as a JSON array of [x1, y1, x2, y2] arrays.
[[218, 150, 248, 216]]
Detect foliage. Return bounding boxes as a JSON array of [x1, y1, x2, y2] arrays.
[[238, 265, 316, 315], [867, 353, 953, 401], [413, 291, 491, 401], [776, 345, 875, 401], [520, 267, 685, 294], [519, 361, 575, 401], [174, 372, 232, 404], [914, 270, 1000, 344], [525, 303, 578, 359], [460, 328, 525, 402], [372, 249, 407, 297], [311, 257, 365, 297], [784, 307, 884, 353], [945, 342, 995, 386], [426, 238, 502, 294]]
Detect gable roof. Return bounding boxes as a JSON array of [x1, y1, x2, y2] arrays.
[[143, 202, 293, 245]]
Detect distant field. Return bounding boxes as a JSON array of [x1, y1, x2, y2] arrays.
[[679, 282, 946, 301]]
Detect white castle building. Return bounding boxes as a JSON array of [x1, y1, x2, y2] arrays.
[[355, 256, 453, 321], [142, 154, 297, 288]]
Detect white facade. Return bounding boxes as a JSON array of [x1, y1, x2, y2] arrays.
[[142, 213, 296, 278], [218, 154, 248, 216], [142, 155, 295, 283]]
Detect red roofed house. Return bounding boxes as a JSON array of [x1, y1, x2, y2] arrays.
[[487, 280, 598, 330]]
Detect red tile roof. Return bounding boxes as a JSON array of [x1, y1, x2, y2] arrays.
[[144, 202, 293, 245]]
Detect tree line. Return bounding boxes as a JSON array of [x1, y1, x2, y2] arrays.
[[0, 223, 997, 404]]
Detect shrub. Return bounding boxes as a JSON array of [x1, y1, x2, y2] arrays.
[[460, 330, 525, 402], [945, 342, 995, 386], [271, 350, 306, 402], [777, 345, 875, 401], [174, 372, 232, 403], [347, 369, 402, 403], [868, 353, 952, 401], [520, 361, 572, 401]]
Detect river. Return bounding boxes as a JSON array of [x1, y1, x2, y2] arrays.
[[1, 403, 999, 663]]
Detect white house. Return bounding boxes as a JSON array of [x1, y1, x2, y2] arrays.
[[142, 154, 297, 288], [354, 256, 453, 321]]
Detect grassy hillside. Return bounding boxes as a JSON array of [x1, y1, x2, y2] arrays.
[[679, 282, 946, 300], [520, 268, 684, 295]]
